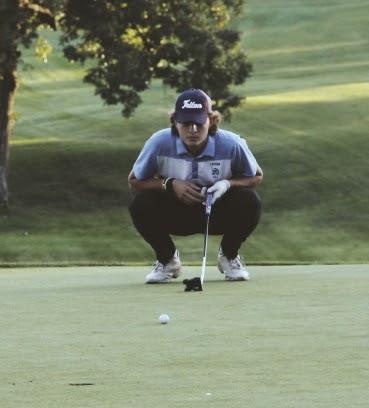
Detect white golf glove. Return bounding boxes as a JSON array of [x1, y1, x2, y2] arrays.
[[207, 180, 230, 204]]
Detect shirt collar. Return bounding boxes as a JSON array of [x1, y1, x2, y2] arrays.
[[176, 135, 215, 158]]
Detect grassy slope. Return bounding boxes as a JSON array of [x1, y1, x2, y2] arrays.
[[1, 0, 369, 265], [234, 0, 369, 263]]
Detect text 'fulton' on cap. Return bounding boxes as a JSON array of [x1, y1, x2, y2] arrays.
[[175, 89, 212, 125]]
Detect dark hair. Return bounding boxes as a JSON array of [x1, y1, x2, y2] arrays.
[[169, 110, 222, 136]]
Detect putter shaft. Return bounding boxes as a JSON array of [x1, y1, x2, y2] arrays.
[[200, 193, 212, 287]]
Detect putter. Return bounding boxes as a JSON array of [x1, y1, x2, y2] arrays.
[[200, 192, 213, 289]]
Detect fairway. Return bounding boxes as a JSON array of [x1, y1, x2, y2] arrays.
[[1, 265, 368, 408]]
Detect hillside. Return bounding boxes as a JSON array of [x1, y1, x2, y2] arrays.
[[1, 0, 368, 265]]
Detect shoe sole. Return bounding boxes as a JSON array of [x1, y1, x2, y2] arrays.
[[146, 269, 182, 284], [218, 263, 249, 281], [146, 280, 171, 284], [225, 275, 249, 281]]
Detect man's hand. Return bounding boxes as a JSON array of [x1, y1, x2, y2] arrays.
[[207, 180, 230, 204], [172, 180, 204, 205]]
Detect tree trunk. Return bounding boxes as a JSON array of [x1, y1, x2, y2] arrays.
[[0, 0, 20, 211], [0, 69, 17, 210]]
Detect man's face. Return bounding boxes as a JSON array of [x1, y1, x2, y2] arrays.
[[175, 118, 210, 156]]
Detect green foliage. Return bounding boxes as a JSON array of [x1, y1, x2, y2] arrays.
[[59, 0, 251, 118], [35, 36, 53, 62]]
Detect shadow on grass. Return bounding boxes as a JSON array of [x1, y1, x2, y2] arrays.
[[9, 142, 139, 212]]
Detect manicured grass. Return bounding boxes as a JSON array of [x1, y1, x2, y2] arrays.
[[1, 265, 368, 407], [1, 0, 369, 264]]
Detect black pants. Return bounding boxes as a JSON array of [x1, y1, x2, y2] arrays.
[[128, 188, 261, 263]]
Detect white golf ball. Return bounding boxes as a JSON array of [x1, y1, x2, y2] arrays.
[[159, 314, 170, 324]]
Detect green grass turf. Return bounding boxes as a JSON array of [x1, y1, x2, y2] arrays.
[[1, 265, 368, 408], [2, 0, 369, 264]]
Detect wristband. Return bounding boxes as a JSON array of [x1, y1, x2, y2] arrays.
[[162, 177, 175, 194]]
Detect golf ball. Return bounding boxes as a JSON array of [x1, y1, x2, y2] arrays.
[[159, 314, 170, 324]]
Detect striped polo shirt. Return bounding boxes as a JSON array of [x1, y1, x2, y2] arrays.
[[132, 128, 258, 187]]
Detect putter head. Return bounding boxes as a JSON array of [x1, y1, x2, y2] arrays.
[[183, 277, 203, 292]]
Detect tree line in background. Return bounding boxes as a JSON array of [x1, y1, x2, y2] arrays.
[[0, 0, 251, 210]]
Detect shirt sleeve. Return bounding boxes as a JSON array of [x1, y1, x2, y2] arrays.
[[132, 137, 159, 180], [231, 136, 258, 177]]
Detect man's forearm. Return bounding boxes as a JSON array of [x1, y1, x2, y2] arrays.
[[229, 175, 262, 189], [128, 170, 163, 191], [229, 165, 263, 189]]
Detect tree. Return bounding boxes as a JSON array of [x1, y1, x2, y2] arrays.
[[0, 0, 57, 210], [0, 0, 251, 209], [60, 0, 251, 117]]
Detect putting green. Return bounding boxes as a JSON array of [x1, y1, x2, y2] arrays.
[[1, 265, 368, 408]]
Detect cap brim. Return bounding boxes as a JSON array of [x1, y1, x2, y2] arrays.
[[176, 112, 208, 125]]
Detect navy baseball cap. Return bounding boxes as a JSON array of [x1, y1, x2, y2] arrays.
[[175, 89, 212, 125]]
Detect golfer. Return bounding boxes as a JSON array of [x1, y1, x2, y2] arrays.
[[128, 89, 263, 283]]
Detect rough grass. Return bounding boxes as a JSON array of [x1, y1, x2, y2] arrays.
[[1, 0, 369, 265]]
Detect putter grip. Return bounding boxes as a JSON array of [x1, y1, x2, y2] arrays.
[[205, 193, 212, 216]]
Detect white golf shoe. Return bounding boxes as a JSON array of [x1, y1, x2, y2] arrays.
[[146, 250, 183, 283], [217, 247, 249, 281]]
